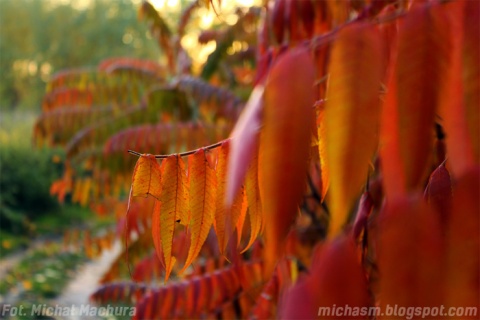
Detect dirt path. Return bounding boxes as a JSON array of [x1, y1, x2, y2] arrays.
[[1, 236, 123, 319]]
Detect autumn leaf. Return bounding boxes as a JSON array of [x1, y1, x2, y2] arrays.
[[380, 4, 451, 197], [158, 154, 189, 281], [80, 177, 92, 207], [130, 154, 162, 199], [377, 194, 443, 315], [280, 236, 370, 319], [233, 186, 247, 250], [325, 22, 383, 237], [438, 1, 479, 177], [460, 1, 480, 166], [213, 140, 229, 253], [352, 191, 374, 241], [181, 149, 217, 273], [316, 103, 329, 200], [445, 166, 479, 313], [260, 46, 315, 276], [424, 162, 452, 225], [151, 200, 165, 270], [241, 153, 262, 253]]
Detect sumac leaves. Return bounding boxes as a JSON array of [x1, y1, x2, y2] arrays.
[[380, 4, 452, 197], [260, 46, 315, 276], [159, 155, 188, 281], [181, 149, 217, 273], [325, 22, 383, 237], [130, 154, 162, 199]]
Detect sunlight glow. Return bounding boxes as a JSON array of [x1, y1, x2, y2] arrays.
[[149, 0, 165, 10], [200, 11, 215, 29], [235, 0, 255, 7], [167, 0, 179, 8]]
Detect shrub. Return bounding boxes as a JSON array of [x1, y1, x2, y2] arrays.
[[0, 112, 64, 233]]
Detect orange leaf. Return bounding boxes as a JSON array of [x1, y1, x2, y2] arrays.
[[325, 22, 383, 237], [215, 141, 245, 256], [233, 186, 247, 249], [439, 1, 479, 177], [260, 46, 315, 277], [377, 194, 443, 314], [159, 154, 188, 281], [381, 4, 451, 197], [213, 141, 229, 253], [131, 154, 162, 199], [181, 149, 217, 273], [80, 177, 92, 207], [316, 103, 329, 200], [151, 199, 165, 270], [241, 153, 262, 253], [461, 1, 480, 166]]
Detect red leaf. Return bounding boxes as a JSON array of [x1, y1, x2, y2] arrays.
[[352, 192, 374, 241], [377, 194, 443, 314], [380, 4, 452, 197], [445, 166, 480, 313], [280, 236, 370, 319], [439, 1, 480, 177], [424, 162, 452, 225], [259, 46, 315, 277]]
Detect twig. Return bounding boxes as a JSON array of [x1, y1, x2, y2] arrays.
[[128, 139, 229, 159]]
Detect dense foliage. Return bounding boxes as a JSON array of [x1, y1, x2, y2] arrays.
[[34, 0, 479, 319], [0, 113, 63, 233]]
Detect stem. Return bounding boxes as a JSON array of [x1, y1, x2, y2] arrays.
[[128, 139, 229, 159]]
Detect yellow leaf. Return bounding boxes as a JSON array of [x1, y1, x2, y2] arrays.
[[80, 178, 92, 207], [316, 104, 329, 200], [23, 281, 32, 290]]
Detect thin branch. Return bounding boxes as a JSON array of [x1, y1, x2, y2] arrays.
[[128, 139, 229, 159]]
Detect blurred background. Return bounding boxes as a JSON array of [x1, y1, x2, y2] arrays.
[[0, 0, 258, 315], [1, 0, 162, 256]]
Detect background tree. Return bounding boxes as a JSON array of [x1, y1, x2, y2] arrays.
[[0, 0, 160, 110]]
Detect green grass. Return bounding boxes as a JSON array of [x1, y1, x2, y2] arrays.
[[0, 110, 114, 255], [0, 231, 29, 256], [34, 204, 92, 235]]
